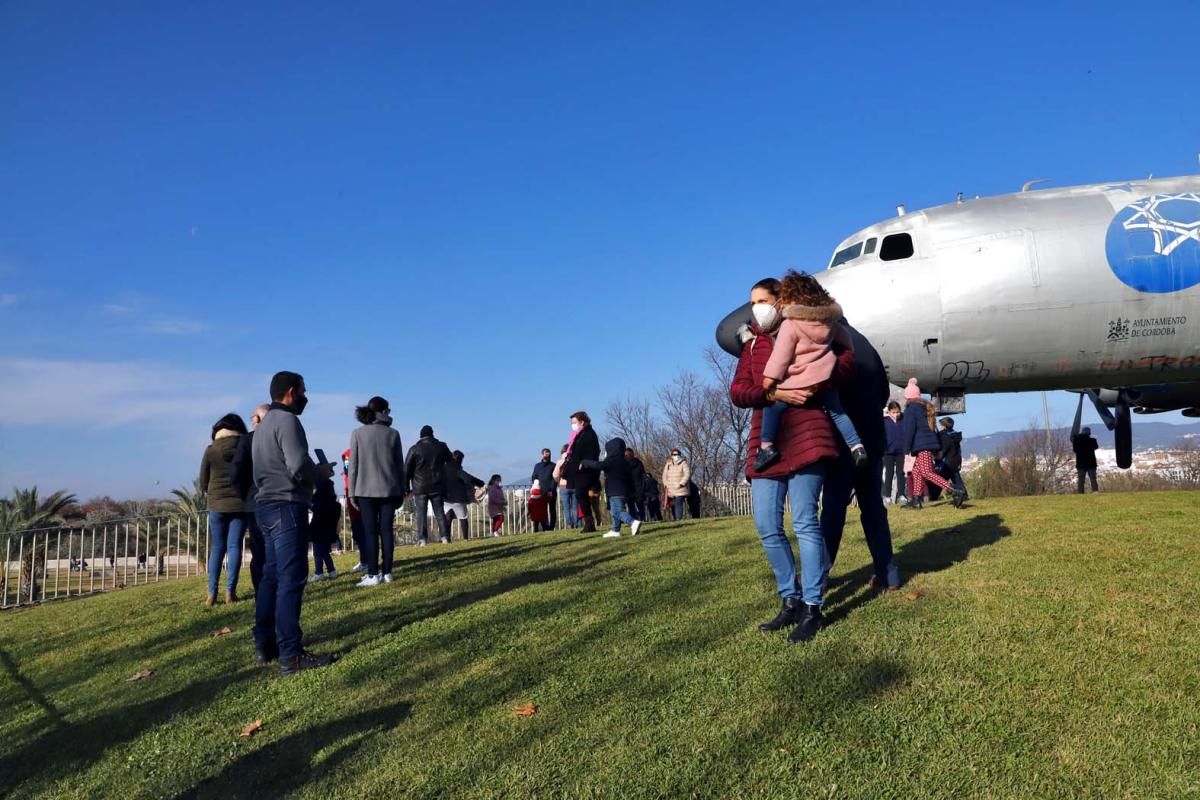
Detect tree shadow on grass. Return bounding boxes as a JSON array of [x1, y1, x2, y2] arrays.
[[0, 666, 260, 797], [173, 701, 412, 800], [823, 513, 1010, 625], [0, 645, 66, 731], [390, 535, 593, 577]]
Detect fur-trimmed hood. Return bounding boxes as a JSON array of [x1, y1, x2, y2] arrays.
[[781, 301, 843, 323]]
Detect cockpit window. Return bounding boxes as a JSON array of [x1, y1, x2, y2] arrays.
[[830, 241, 863, 268], [863, 237, 877, 255], [880, 232, 914, 261]]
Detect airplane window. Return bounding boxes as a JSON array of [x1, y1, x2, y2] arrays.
[[830, 241, 863, 268], [863, 237, 877, 255], [880, 233, 914, 261]]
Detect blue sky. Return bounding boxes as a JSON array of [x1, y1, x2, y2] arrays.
[[2, 2, 1199, 497]]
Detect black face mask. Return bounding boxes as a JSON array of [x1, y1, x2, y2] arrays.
[[290, 393, 308, 415]]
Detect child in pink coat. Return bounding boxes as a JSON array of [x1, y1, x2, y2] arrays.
[[756, 270, 866, 472]]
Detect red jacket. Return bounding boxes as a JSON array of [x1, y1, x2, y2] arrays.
[[730, 328, 854, 479]]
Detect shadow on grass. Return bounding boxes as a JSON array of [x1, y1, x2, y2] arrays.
[[173, 701, 413, 800], [0, 666, 260, 797], [390, 535, 592, 576], [824, 513, 1010, 625], [0, 645, 66, 729]]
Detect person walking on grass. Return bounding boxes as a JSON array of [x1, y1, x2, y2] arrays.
[[662, 449, 691, 521], [406, 425, 453, 545], [938, 418, 968, 500], [625, 448, 647, 520], [200, 413, 252, 607], [531, 448, 558, 530], [252, 371, 334, 676], [1073, 426, 1100, 493], [730, 276, 854, 644], [348, 396, 407, 587], [901, 379, 964, 509], [230, 403, 271, 592], [564, 412, 601, 532], [581, 437, 643, 538], [554, 444, 577, 529], [486, 475, 507, 536], [309, 461, 341, 581], [443, 450, 484, 539], [882, 401, 906, 505]]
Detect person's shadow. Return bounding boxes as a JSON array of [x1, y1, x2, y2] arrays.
[[824, 513, 1010, 624]]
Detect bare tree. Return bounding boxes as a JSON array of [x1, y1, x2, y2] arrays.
[[605, 396, 672, 471], [657, 371, 739, 487], [704, 345, 750, 482], [971, 423, 1074, 497]]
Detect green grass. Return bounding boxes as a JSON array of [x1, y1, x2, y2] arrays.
[[2, 493, 1199, 799]]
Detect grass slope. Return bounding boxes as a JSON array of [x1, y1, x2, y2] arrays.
[[2, 493, 1199, 799]]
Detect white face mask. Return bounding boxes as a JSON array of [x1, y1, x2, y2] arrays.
[[672, 455, 682, 464], [571, 422, 581, 432], [751, 303, 780, 331]]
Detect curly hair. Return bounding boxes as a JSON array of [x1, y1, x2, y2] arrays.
[[778, 269, 835, 307]]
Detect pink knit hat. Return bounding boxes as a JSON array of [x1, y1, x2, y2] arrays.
[[903, 377, 921, 400]]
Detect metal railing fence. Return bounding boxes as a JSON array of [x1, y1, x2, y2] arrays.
[[1, 483, 754, 609]]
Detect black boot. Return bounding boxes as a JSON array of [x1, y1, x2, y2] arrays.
[[254, 643, 278, 667], [753, 445, 781, 472], [787, 604, 824, 644], [758, 597, 801, 632], [279, 650, 335, 677]]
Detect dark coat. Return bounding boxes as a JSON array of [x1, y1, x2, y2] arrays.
[[628, 457, 647, 499], [531, 459, 557, 496], [581, 437, 635, 499], [729, 327, 852, 479], [642, 471, 660, 500], [230, 432, 254, 498], [834, 323, 890, 458], [938, 430, 963, 470], [1073, 434, 1099, 470], [566, 425, 601, 498], [883, 416, 904, 455], [310, 476, 342, 545], [443, 461, 484, 504], [902, 399, 941, 455], [405, 435, 454, 496], [200, 433, 249, 513]]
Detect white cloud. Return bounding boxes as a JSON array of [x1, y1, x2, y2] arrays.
[[0, 293, 19, 307], [100, 293, 208, 335], [144, 317, 209, 336]]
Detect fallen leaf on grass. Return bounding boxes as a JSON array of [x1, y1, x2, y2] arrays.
[[905, 592, 923, 602], [210, 626, 233, 637], [512, 703, 538, 717], [240, 720, 263, 737], [127, 670, 153, 682]]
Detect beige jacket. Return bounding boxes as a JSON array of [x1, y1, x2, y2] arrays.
[[662, 458, 691, 497]]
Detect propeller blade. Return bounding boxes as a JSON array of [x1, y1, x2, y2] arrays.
[[1070, 392, 1084, 440], [1085, 389, 1118, 431], [1115, 392, 1133, 469]]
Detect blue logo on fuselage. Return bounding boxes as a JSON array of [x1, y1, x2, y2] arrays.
[[1105, 193, 1200, 293]]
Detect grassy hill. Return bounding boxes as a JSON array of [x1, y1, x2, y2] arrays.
[[2, 493, 1199, 799]]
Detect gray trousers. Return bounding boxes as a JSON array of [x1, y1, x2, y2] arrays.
[[1077, 468, 1098, 493]]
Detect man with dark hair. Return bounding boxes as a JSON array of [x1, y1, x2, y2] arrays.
[[251, 371, 333, 676], [406, 424, 454, 545], [531, 448, 558, 529], [1073, 426, 1100, 493]]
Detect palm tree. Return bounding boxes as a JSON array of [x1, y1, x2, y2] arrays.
[[0, 487, 77, 603], [167, 478, 208, 574], [170, 478, 207, 517]]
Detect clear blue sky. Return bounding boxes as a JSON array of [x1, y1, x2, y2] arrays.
[[2, 2, 1199, 497]]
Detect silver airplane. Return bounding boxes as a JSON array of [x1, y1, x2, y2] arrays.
[[718, 174, 1200, 468]]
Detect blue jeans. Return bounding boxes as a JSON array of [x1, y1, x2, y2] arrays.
[[671, 496, 686, 520], [761, 389, 862, 452], [750, 462, 827, 606], [822, 449, 898, 587], [357, 497, 399, 576], [560, 489, 578, 528], [207, 511, 247, 596], [608, 496, 635, 531], [254, 502, 310, 659]]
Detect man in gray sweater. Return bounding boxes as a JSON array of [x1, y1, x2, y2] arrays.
[[251, 371, 334, 676]]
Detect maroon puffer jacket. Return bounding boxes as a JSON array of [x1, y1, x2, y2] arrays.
[[729, 329, 855, 480]]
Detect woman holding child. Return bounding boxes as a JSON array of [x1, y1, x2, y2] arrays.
[[728, 274, 854, 643]]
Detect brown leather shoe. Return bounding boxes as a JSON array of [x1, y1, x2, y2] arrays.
[[224, 590, 237, 604], [204, 594, 216, 608]]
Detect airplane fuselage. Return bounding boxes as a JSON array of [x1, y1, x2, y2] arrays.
[[814, 176, 1200, 406]]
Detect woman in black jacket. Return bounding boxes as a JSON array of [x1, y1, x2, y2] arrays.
[[565, 411, 601, 532], [443, 450, 484, 539]]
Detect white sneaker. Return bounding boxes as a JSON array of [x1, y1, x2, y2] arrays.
[[602, 530, 622, 539], [417, 540, 427, 547], [492, 532, 500, 537], [631, 520, 642, 536], [382, 574, 394, 584], [327, 570, 338, 580], [351, 563, 368, 573], [356, 574, 382, 587], [440, 537, 450, 544]]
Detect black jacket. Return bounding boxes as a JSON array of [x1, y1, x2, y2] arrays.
[[581, 437, 634, 499], [229, 432, 255, 497], [531, 459, 557, 495], [642, 471, 660, 500], [444, 461, 484, 504], [902, 400, 941, 455], [405, 435, 454, 496], [938, 430, 963, 470], [628, 457, 646, 500], [1073, 434, 1099, 470], [836, 323, 890, 458], [310, 476, 342, 545], [566, 425, 601, 496]]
